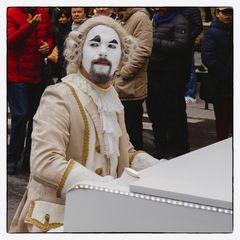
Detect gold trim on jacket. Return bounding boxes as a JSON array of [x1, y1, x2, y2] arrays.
[[24, 201, 64, 232], [56, 159, 75, 198], [63, 82, 90, 167]]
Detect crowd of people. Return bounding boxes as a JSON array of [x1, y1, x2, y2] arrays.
[[7, 7, 233, 175]]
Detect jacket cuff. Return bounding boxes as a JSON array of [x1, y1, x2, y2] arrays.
[[58, 160, 102, 199], [56, 159, 75, 198]]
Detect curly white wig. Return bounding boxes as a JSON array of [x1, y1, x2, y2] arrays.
[[64, 16, 138, 75]]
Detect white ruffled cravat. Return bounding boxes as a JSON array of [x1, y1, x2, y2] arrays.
[[74, 75, 124, 162]]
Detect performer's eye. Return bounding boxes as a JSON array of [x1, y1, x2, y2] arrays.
[[108, 43, 116, 49], [90, 42, 99, 47]]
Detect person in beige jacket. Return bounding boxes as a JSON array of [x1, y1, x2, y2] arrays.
[[9, 16, 158, 233], [113, 8, 153, 150]]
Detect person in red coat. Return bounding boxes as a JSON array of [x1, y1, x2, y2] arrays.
[[7, 7, 53, 174]]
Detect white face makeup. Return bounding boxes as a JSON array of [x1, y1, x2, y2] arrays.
[[82, 25, 122, 78]]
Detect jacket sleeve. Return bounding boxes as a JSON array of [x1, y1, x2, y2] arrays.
[[120, 13, 153, 80], [153, 18, 190, 54], [30, 85, 72, 192], [201, 30, 228, 81], [189, 8, 203, 41], [7, 10, 33, 47], [42, 9, 54, 50], [41, 9, 54, 50]]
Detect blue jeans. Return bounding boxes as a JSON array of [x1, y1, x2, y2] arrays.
[[7, 82, 44, 170], [185, 45, 196, 98]]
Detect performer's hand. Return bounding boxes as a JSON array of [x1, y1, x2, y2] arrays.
[[61, 162, 114, 199], [101, 175, 114, 182], [39, 40, 50, 55], [131, 152, 159, 171]]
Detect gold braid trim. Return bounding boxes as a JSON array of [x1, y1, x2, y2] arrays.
[[56, 159, 75, 198], [129, 150, 145, 167], [24, 201, 63, 232], [63, 82, 90, 167]]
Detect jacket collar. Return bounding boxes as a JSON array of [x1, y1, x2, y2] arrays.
[[121, 8, 149, 22]]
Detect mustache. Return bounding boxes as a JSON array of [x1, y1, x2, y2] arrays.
[[92, 58, 112, 66]]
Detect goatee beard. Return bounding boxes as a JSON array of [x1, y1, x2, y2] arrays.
[[89, 64, 112, 84]]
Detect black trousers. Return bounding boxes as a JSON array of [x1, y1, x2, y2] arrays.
[[7, 82, 45, 171], [213, 97, 233, 142], [146, 68, 190, 158], [122, 99, 144, 150]]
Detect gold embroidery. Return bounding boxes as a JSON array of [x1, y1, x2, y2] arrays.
[[129, 150, 145, 167], [56, 159, 75, 198], [45, 214, 50, 222], [63, 82, 90, 166], [24, 201, 63, 232], [107, 157, 111, 175]]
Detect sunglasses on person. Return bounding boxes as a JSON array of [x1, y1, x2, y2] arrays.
[[219, 9, 233, 16]]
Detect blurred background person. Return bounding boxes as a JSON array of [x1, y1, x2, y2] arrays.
[[201, 7, 233, 141], [146, 7, 191, 159], [204, 7, 213, 22], [45, 7, 71, 84], [71, 7, 87, 30], [178, 7, 203, 103], [57, 7, 88, 80], [113, 7, 153, 150], [7, 7, 53, 174], [93, 7, 116, 18]]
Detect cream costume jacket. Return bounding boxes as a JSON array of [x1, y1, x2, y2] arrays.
[[10, 73, 157, 232]]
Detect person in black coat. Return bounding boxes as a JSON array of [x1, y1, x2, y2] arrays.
[[201, 7, 233, 141], [57, 7, 88, 81], [146, 7, 191, 159], [178, 7, 203, 102]]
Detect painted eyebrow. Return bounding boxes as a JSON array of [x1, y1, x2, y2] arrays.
[[109, 39, 119, 44], [90, 35, 101, 42]]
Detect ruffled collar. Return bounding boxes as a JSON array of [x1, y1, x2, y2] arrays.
[[71, 73, 124, 161]]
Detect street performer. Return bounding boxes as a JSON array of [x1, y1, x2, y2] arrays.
[[10, 16, 159, 232]]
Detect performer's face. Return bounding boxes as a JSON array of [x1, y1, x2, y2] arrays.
[[82, 25, 122, 84]]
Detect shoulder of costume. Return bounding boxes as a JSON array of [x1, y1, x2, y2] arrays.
[[61, 73, 91, 107]]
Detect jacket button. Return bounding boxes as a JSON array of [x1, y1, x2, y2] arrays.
[[95, 168, 103, 176], [95, 145, 101, 153], [44, 214, 50, 223]]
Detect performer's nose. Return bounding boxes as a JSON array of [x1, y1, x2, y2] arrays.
[[99, 45, 107, 58]]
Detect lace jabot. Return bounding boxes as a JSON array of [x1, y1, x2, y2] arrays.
[[73, 74, 124, 161]]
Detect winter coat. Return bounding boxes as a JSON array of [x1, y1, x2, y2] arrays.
[[178, 7, 203, 41], [149, 12, 191, 78], [201, 18, 233, 99], [56, 22, 72, 80], [7, 7, 53, 84], [113, 8, 153, 101]]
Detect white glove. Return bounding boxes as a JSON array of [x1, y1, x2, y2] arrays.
[[112, 168, 140, 186], [61, 162, 113, 198], [102, 175, 114, 182], [131, 152, 159, 171]]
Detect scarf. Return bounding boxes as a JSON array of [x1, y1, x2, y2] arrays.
[[153, 11, 177, 27]]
